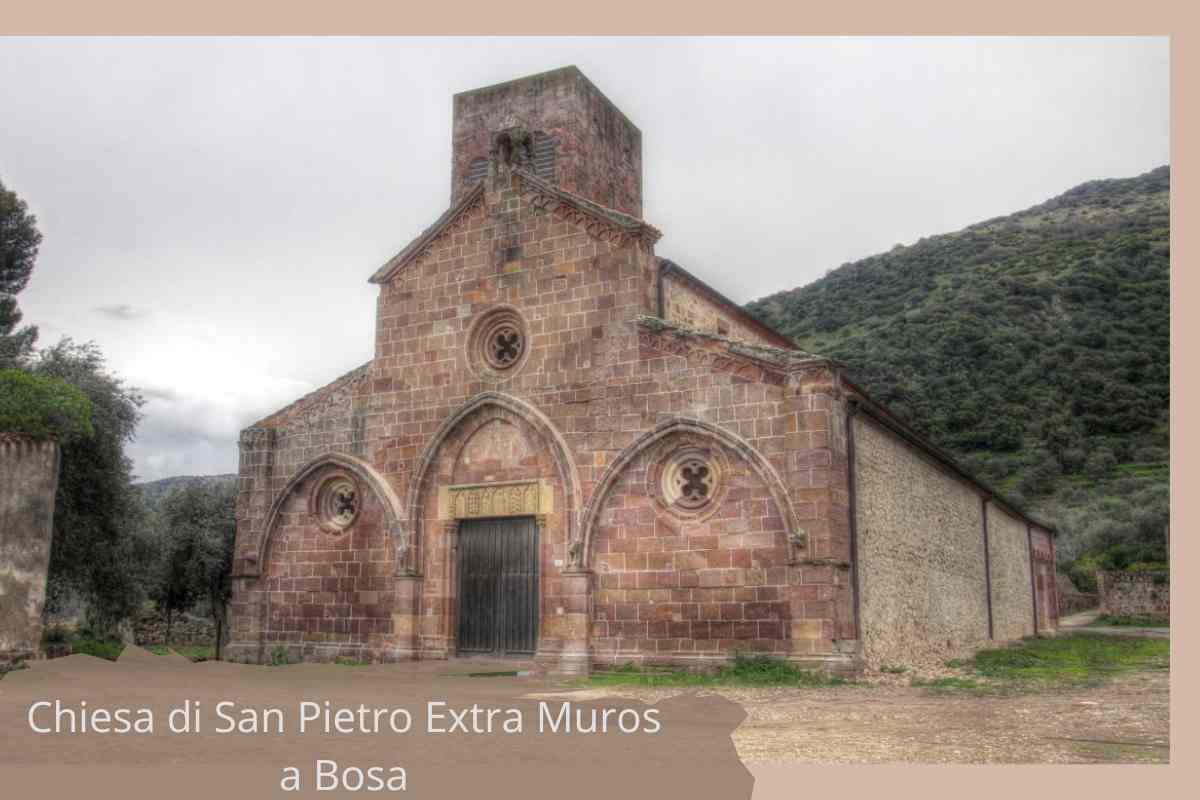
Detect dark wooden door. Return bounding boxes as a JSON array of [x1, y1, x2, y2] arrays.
[[456, 517, 539, 655]]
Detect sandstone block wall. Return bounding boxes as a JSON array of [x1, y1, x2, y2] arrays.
[[253, 462, 399, 663], [0, 434, 61, 664], [660, 268, 792, 349], [451, 66, 642, 217], [1030, 526, 1057, 631], [590, 435, 792, 664]]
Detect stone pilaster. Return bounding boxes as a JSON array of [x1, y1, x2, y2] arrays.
[[226, 426, 275, 663]]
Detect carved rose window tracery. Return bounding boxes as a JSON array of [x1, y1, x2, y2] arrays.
[[489, 323, 524, 368], [675, 459, 713, 509], [314, 475, 360, 534], [656, 446, 724, 519], [468, 307, 530, 378]]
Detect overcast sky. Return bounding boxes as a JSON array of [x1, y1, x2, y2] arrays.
[[0, 37, 1168, 481]]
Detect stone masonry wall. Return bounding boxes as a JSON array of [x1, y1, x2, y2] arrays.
[[0, 434, 61, 664], [987, 504, 1035, 641], [661, 272, 789, 349], [851, 415, 991, 669], [1097, 571, 1169, 620], [451, 66, 642, 218], [256, 462, 398, 663], [590, 433, 792, 665]]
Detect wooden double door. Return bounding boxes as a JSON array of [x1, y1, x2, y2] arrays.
[[455, 517, 539, 655]]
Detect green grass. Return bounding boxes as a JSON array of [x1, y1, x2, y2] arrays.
[[1090, 615, 1169, 628], [920, 633, 1170, 693], [40, 626, 218, 663], [585, 652, 849, 688], [145, 644, 217, 662], [68, 632, 125, 661], [909, 676, 984, 693], [334, 656, 370, 667]]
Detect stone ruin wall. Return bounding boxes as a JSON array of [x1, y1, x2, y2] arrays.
[[1097, 570, 1169, 620], [0, 433, 61, 665]]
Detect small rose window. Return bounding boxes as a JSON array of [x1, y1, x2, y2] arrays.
[[468, 306, 530, 377], [315, 476, 359, 533], [660, 448, 722, 514], [487, 322, 524, 369]]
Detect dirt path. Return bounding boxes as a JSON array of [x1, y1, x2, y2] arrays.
[[1058, 609, 1170, 639], [574, 668, 1169, 764]]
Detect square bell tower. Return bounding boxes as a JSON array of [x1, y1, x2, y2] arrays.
[[451, 66, 643, 219]]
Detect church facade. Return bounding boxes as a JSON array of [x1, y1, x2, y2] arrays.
[[227, 67, 1058, 675]]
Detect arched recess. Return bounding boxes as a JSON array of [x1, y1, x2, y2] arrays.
[[252, 452, 408, 575], [578, 418, 804, 570], [405, 391, 582, 560]]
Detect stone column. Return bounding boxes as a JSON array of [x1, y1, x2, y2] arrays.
[[391, 575, 423, 661], [387, 520, 422, 661], [552, 518, 592, 676], [0, 434, 61, 666]]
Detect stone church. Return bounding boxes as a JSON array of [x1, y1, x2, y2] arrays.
[[227, 67, 1058, 675]]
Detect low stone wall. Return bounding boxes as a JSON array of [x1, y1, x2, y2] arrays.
[[133, 609, 216, 646], [0, 434, 61, 665], [1097, 571, 1169, 620], [1055, 572, 1098, 616], [1058, 590, 1100, 616]]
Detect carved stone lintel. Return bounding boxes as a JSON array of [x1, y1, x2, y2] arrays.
[[449, 480, 540, 520]]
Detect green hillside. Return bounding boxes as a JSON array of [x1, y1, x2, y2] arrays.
[[747, 166, 1169, 581], [136, 474, 237, 511]]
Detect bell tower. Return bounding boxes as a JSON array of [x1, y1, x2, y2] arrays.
[[451, 66, 643, 218]]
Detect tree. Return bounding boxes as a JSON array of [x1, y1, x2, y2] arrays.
[[32, 339, 148, 633], [152, 521, 199, 646], [1, 178, 42, 368], [160, 483, 237, 659]]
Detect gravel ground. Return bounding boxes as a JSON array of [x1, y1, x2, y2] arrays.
[[561, 667, 1169, 764]]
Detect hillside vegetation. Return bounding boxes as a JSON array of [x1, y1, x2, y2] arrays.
[[747, 166, 1169, 582], [137, 473, 237, 510]]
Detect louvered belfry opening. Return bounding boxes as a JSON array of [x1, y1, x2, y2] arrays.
[[464, 157, 488, 187], [531, 132, 556, 181], [463, 133, 556, 189], [455, 517, 540, 656]]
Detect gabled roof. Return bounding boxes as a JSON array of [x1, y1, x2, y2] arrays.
[[251, 361, 371, 429], [635, 315, 825, 368], [657, 258, 800, 351], [513, 168, 661, 246], [368, 168, 663, 285], [369, 182, 486, 284]]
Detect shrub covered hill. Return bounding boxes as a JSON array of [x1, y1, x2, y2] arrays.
[[137, 474, 237, 511], [746, 166, 1169, 586]]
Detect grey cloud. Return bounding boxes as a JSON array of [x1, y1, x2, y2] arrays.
[[94, 304, 148, 321]]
